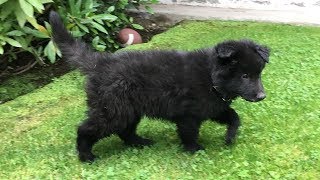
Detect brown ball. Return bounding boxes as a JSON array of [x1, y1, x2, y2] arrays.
[[117, 28, 142, 46]]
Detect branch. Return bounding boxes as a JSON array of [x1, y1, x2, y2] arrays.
[[12, 60, 38, 75]]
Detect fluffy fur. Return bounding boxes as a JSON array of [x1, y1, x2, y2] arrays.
[[49, 11, 270, 162]]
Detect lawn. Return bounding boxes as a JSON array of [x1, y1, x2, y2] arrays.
[[0, 20, 320, 179]]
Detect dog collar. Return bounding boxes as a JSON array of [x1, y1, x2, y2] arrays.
[[212, 86, 232, 102]]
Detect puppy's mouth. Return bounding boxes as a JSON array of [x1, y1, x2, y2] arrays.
[[241, 94, 266, 102], [242, 97, 263, 102]]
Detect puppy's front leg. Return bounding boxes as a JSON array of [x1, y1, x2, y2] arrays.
[[215, 108, 241, 145], [176, 118, 204, 153]]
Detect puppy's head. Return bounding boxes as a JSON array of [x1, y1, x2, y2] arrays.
[[212, 39, 270, 102]]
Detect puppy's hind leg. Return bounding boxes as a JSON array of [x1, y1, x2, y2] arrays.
[[118, 116, 154, 147], [215, 108, 241, 145], [77, 112, 113, 163]]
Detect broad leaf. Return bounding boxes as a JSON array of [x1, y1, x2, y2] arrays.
[[23, 27, 49, 38], [84, 0, 93, 10], [71, 30, 85, 37], [92, 36, 99, 46], [90, 21, 108, 34], [27, 16, 40, 29], [75, 0, 82, 15], [90, 14, 117, 21], [75, 20, 89, 33], [6, 30, 25, 36], [26, 0, 44, 12], [96, 44, 106, 51], [95, 19, 104, 25], [0, 1, 15, 20], [68, 0, 76, 15], [15, 7, 27, 27], [2, 37, 22, 47], [0, 0, 8, 5], [41, 0, 52, 3], [145, 6, 154, 14], [44, 40, 56, 63], [107, 6, 115, 12], [0, 45, 4, 54], [44, 21, 51, 33], [19, 0, 34, 17], [132, 23, 144, 30]]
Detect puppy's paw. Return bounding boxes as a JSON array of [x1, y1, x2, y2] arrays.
[[79, 153, 97, 163], [225, 136, 236, 146], [184, 143, 205, 153]]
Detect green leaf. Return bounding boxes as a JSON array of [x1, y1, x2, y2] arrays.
[[41, 0, 52, 3], [14, 36, 31, 49], [0, 41, 5, 46], [71, 30, 85, 37], [75, 0, 82, 15], [6, 30, 25, 36], [92, 36, 99, 46], [96, 44, 106, 51], [145, 5, 154, 14], [26, 16, 40, 29], [90, 14, 117, 21], [90, 21, 108, 34], [0, 0, 8, 5], [0, 45, 4, 54], [75, 20, 89, 33], [56, 48, 62, 57], [68, 0, 76, 15], [19, 0, 34, 17], [132, 23, 144, 30], [118, 13, 129, 22], [107, 38, 114, 43], [26, 0, 44, 12], [79, 19, 91, 24], [44, 40, 56, 63], [81, 8, 97, 15], [15, 7, 27, 27], [95, 19, 104, 25], [113, 43, 119, 49], [84, 0, 93, 10], [44, 21, 51, 33], [107, 6, 115, 12], [0, 0, 15, 19], [2, 37, 22, 47], [23, 27, 49, 38]]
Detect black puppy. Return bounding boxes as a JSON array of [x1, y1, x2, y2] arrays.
[[49, 11, 270, 162]]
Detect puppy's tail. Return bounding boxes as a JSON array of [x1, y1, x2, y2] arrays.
[[49, 11, 100, 74]]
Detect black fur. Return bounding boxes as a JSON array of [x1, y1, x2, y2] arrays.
[[49, 11, 270, 162]]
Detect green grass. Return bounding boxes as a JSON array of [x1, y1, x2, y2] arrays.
[[0, 62, 71, 104], [1, 20, 320, 179], [0, 73, 49, 103]]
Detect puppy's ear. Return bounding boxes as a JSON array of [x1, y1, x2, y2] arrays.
[[256, 45, 270, 63], [216, 45, 236, 59], [216, 45, 237, 65]]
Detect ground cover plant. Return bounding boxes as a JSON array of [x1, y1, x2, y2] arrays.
[[0, 20, 319, 179]]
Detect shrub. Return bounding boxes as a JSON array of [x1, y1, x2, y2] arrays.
[[0, 0, 157, 76]]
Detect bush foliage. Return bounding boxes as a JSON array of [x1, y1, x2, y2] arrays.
[[0, 0, 157, 74]]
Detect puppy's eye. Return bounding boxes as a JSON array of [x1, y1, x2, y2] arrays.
[[242, 74, 249, 79]]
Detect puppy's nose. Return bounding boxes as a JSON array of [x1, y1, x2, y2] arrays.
[[256, 92, 266, 101]]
